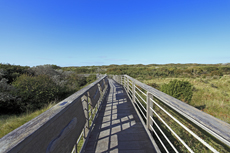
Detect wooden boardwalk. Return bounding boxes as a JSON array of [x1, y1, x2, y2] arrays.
[[84, 79, 157, 153]]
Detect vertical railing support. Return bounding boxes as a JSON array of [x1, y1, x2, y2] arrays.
[[127, 78, 129, 94], [103, 79, 106, 88], [98, 83, 103, 109], [132, 81, 135, 103], [147, 92, 153, 130], [126, 76, 128, 91], [124, 76, 126, 91], [82, 95, 89, 141]]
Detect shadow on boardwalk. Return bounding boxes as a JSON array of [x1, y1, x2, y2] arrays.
[[84, 79, 156, 153]]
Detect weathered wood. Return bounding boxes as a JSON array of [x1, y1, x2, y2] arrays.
[[99, 79, 105, 92], [84, 79, 160, 153], [124, 75, 230, 147], [91, 88, 100, 108], [147, 92, 153, 130], [0, 75, 108, 153]]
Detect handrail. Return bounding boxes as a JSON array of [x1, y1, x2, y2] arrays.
[[112, 74, 230, 152], [0, 75, 109, 153]]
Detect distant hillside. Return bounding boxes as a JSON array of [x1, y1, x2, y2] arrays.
[[62, 63, 230, 80]]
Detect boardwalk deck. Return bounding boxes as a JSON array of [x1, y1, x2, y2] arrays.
[[84, 79, 157, 153]]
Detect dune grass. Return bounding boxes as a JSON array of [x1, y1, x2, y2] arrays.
[[133, 76, 230, 152], [142, 75, 230, 124], [0, 103, 55, 138]]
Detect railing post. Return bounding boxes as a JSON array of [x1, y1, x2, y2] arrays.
[[82, 94, 89, 141], [127, 78, 129, 94], [98, 83, 103, 108], [103, 79, 106, 88], [132, 81, 135, 103], [125, 76, 127, 90], [124, 76, 126, 90], [147, 92, 153, 130]]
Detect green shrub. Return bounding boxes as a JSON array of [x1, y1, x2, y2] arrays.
[[12, 74, 61, 112], [86, 75, 96, 83], [0, 78, 20, 114], [161, 80, 193, 104]]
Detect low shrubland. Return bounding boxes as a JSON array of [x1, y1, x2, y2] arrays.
[[0, 64, 96, 137], [0, 64, 96, 114], [1, 63, 230, 141]]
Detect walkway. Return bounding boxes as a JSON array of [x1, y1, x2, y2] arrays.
[[84, 79, 157, 153]]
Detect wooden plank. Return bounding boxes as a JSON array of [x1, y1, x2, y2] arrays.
[[84, 79, 160, 153]]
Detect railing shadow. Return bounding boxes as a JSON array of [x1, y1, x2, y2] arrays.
[[85, 79, 154, 153]]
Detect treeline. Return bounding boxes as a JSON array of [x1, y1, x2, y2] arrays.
[[0, 64, 96, 114], [63, 63, 230, 80]]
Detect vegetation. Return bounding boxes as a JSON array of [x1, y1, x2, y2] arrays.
[[130, 75, 230, 152], [0, 102, 54, 138], [143, 76, 230, 124], [12, 74, 61, 113], [0, 63, 97, 138], [0, 64, 96, 114], [1, 62, 230, 152], [62, 63, 230, 81], [103, 63, 230, 152], [161, 80, 193, 104], [63, 63, 230, 123]]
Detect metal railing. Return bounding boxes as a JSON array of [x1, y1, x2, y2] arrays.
[[0, 75, 109, 153], [113, 75, 230, 153]]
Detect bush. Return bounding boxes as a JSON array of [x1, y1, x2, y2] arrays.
[[12, 74, 61, 112], [86, 75, 96, 83], [0, 64, 29, 83], [30, 65, 59, 77], [161, 80, 193, 104], [0, 78, 20, 114], [66, 74, 87, 91]]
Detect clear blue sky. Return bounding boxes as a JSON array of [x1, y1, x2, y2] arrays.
[[0, 0, 229, 67]]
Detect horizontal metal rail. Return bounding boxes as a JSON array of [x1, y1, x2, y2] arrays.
[[135, 85, 147, 96], [150, 98, 218, 152], [135, 90, 147, 104], [112, 74, 230, 153]]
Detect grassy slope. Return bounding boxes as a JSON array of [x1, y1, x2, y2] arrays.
[[142, 75, 230, 124], [0, 103, 54, 138]]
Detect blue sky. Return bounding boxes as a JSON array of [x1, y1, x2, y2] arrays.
[[0, 0, 229, 67]]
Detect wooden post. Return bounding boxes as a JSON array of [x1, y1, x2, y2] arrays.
[[124, 76, 126, 90], [127, 78, 129, 94], [82, 95, 89, 141], [74, 144, 77, 153], [132, 81, 135, 103], [98, 83, 103, 109], [147, 92, 153, 130], [103, 79, 106, 89]]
